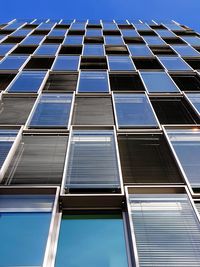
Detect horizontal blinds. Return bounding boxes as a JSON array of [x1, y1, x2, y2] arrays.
[[129, 193, 200, 267], [65, 130, 120, 189]]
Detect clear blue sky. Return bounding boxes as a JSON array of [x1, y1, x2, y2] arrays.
[[2, 0, 200, 32]]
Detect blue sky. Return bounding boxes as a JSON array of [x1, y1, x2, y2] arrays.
[[2, 0, 200, 32]]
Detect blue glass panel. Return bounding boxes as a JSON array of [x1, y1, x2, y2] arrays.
[[182, 36, 200, 46], [63, 36, 83, 45], [86, 29, 102, 37], [128, 45, 153, 57], [143, 36, 166, 45], [0, 44, 15, 56], [164, 23, 183, 30], [83, 45, 104, 56], [105, 36, 124, 45], [22, 35, 44, 45], [186, 93, 200, 114], [102, 22, 118, 30], [133, 23, 151, 30], [55, 214, 129, 267], [4, 22, 25, 30], [70, 23, 86, 30], [0, 56, 28, 70], [11, 29, 32, 36], [49, 29, 67, 36], [156, 29, 176, 37], [8, 71, 46, 93], [140, 71, 180, 93], [29, 93, 73, 127], [108, 56, 135, 71], [172, 45, 200, 57], [37, 22, 55, 30], [53, 56, 79, 71], [78, 71, 109, 93], [0, 212, 51, 267], [121, 29, 139, 37], [114, 93, 159, 128], [35, 45, 59, 55], [158, 56, 192, 71]]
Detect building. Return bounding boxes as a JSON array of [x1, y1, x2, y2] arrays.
[[0, 18, 200, 267]]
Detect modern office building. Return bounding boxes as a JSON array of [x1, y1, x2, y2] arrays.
[[1, 18, 200, 267]]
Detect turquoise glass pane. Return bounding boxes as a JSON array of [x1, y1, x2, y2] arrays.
[[0, 212, 51, 267], [55, 214, 129, 267]]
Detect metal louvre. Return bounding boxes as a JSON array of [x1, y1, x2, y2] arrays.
[[0, 97, 36, 125], [4, 135, 68, 185], [72, 96, 114, 125], [129, 193, 200, 267]]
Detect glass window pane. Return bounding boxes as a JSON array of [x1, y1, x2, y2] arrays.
[[22, 35, 44, 45], [186, 93, 200, 114], [102, 22, 118, 30], [164, 23, 184, 30], [166, 129, 200, 188], [0, 44, 15, 56], [105, 36, 124, 45], [8, 71, 46, 93], [65, 130, 121, 190], [159, 56, 192, 71], [29, 93, 73, 128], [143, 36, 166, 45], [128, 45, 153, 57], [108, 56, 135, 71], [70, 23, 86, 30], [133, 23, 151, 30], [86, 29, 102, 37], [129, 192, 200, 266], [114, 93, 159, 128], [37, 22, 55, 30], [0, 56, 28, 70], [83, 45, 104, 56], [55, 214, 129, 267], [52, 56, 79, 71], [63, 36, 83, 45], [11, 29, 32, 37], [140, 71, 180, 93], [4, 22, 25, 30], [121, 29, 139, 37], [35, 44, 59, 55], [155, 29, 176, 37], [48, 29, 67, 36], [182, 36, 200, 46], [172, 45, 200, 57], [78, 71, 109, 93]]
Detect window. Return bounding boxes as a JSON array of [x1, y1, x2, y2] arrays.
[[72, 96, 114, 125], [80, 57, 108, 70], [7, 71, 46, 93], [24, 57, 55, 70], [114, 93, 159, 128], [0, 44, 15, 55], [172, 45, 200, 57], [78, 71, 109, 93], [43, 37, 64, 44], [63, 36, 83, 45], [171, 73, 200, 91], [22, 35, 44, 45], [2, 36, 24, 44], [128, 191, 200, 266], [86, 29, 102, 37], [48, 29, 67, 37], [102, 22, 118, 30], [55, 214, 129, 267], [108, 56, 135, 71], [105, 36, 124, 45], [64, 130, 121, 192], [150, 46, 177, 55], [150, 97, 200, 124], [133, 57, 164, 70], [0, 73, 16, 91], [84, 36, 104, 44], [52, 56, 79, 71], [70, 23, 86, 30], [184, 59, 200, 70], [121, 29, 139, 37], [185, 93, 200, 115], [162, 37, 186, 45], [164, 23, 183, 30], [133, 23, 151, 31], [43, 73, 78, 92], [35, 44, 60, 55], [5, 135, 68, 185], [0, 56, 28, 70], [140, 71, 180, 93], [128, 44, 153, 57], [11, 29, 32, 37], [182, 36, 200, 46], [155, 29, 176, 37], [11, 45, 37, 55], [158, 56, 192, 71], [123, 37, 145, 44], [109, 72, 145, 91], [118, 134, 182, 183], [83, 44, 104, 56], [143, 36, 166, 45], [28, 93, 73, 128], [0, 194, 54, 267], [105, 45, 129, 55], [59, 45, 82, 55]]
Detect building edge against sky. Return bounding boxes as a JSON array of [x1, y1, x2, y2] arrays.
[[1, 18, 200, 267]]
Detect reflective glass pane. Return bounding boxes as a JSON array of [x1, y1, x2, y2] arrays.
[[133, 23, 151, 30], [128, 45, 153, 57], [63, 36, 83, 45], [186, 93, 200, 114], [172, 45, 200, 57], [70, 23, 86, 30], [29, 93, 73, 127], [65, 130, 121, 190], [0, 44, 15, 56], [83, 45, 104, 56], [22, 35, 44, 45], [86, 29, 102, 37], [182, 36, 200, 46], [164, 23, 183, 30], [11, 29, 32, 36], [143, 36, 166, 45], [0, 56, 28, 70], [121, 29, 139, 37], [102, 22, 118, 30], [129, 192, 200, 266], [159, 56, 192, 71], [166, 129, 200, 187], [8, 71, 46, 93], [114, 93, 159, 128], [35, 44, 59, 55], [105, 36, 124, 45], [55, 214, 129, 267], [52, 56, 79, 70], [108, 56, 135, 71], [78, 71, 109, 93], [49, 29, 67, 36], [37, 22, 55, 30], [155, 29, 176, 37], [140, 71, 180, 93], [4, 22, 25, 30]]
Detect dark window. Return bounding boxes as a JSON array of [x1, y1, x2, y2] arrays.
[[109, 73, 145, 91], [43, 37, 64, 44], [80, 57, 108, 70], [133, 57, 164, 70], [118, 134, 183, 183], [105, 45, 129, 55], [72, 96, 114, 125], [24, 57, 55, 70], [4, 135, 68, 185], [103, 30, 121, 36], [31, 30, 50, 35], [150, 46, 177, 55], [162, 37, 186, 44], [43, 73, 78, 92], [123, 37, 145, 44], [150, 97, 200, 124], [84, 37, 104, 44], [138, 30, 157, 36], [11, 46, 37, 55], [150, 25, 167, 30], [184, 59, 200, 70], [59, 45, 83, 55], [171, 73, 200, 91], [0, 73, 16, 91], [2, 37, 24, 44], [67, 30, 85, 36]]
